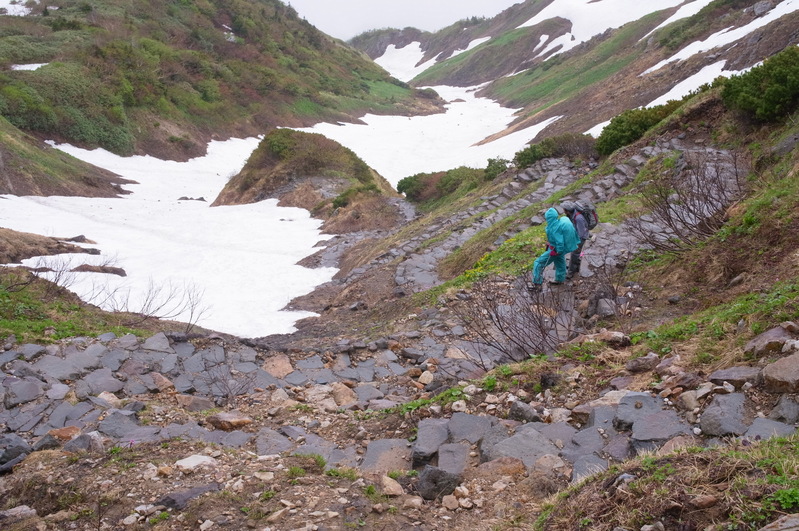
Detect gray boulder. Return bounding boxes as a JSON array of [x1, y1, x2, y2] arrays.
[[762, 353, 799, 393], [416, 465, 461, 500], [0, 433, 31, 465], [412, 418, 449, 466], [769, 396, 799, 424], [708, 366, 761, 389], [745, 326, 793, 357], [700, 393, 748, 436]]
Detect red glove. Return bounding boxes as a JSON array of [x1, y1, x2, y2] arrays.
[[549, 249, 557, 256]]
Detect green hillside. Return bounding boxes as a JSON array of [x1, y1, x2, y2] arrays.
[[0, 0, 439, 170]]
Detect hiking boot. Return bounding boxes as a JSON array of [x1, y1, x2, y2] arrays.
[[527, 284, 542, 293], [548, 280, 564, 286]]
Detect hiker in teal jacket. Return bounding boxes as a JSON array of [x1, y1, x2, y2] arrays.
[[531, 207, 579, 288]]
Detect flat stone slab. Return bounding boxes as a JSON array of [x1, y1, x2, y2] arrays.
[[614, 392, 665, 431], [360, 439, 411, 473], [708, 366, 761, 388], [156, 483, 220, 510], [447, 412, 498, 445], [484, 428, 560, 468], [255, 428, 294, 456], [4, 379, 43, 407], [437, 442, 470, 475], [631, 410, 692, 453], [142, 332, 174, 353], [412, 418, 450, 466], [744, 418, 796, 440], [33, 356, 80, 381]]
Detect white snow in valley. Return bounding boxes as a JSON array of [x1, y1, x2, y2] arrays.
[[644, 0, 799, 74], [518, 0, 687, 57], [375, 43, 438, 83], [298, 84, 560, 188], [0, 138, 337, 338], [0, 0, 32, 16]]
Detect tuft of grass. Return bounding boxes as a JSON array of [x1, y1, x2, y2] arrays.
[[286, 466, 306, 479], [325, 467, 358, 481]]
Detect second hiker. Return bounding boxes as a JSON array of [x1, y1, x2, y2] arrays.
[[561, 201, 591, 279]]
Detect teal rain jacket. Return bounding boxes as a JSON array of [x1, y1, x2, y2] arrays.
[[544, 207, 579, 255]]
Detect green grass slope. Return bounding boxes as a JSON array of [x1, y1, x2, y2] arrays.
[[0, 0, 441, 170], [0, 115, 130, 196]]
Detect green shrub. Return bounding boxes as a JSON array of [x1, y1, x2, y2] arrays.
[[416, 87, 438, 99], [397, 174, 425, 201], [595, 100, 681, 155], [514, 138, 556, 167], [513, 133, 597, 167], [0, 82, 57, 132], [331, 183, 378, 209], [484, 157, 509, 181], [721, 46, 799, 122], [398, 166, 481, 204], [437, 166, 481, 195]]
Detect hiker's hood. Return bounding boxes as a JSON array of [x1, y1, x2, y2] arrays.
[[545, 207, 559, 224]]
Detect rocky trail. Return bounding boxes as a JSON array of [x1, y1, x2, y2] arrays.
[[300, 132, 746, 306], [2, 307, 799, 530]]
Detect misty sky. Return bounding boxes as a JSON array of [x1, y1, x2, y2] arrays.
[[286, 0, 522, 40]]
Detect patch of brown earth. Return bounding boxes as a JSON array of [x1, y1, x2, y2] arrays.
[[0, 228, 99, 265]]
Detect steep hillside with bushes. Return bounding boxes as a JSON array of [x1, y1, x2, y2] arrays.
[[0, 116, 130, 197], [0, 0, 442, 195], [351, 0, 799, 145]]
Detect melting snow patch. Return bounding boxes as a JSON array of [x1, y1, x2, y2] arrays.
[[375, 42, 437, 82], [11, 63, 48, 71], [518, 0, 685, 57], [533, 34, 549, 53], [0, 0, 32, 16], [645, 61, 752, 108], [641, 0, 716, 41], [643, 0, 799, 74], [585, 120, 611, 138], [450, 37, 491, 59]]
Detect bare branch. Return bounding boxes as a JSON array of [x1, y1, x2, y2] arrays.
[[626, 149, 747, 253], [450, 274, 577, 368]]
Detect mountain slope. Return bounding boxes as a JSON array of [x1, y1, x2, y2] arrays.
[[0, 0, 442, 195], [0, 116, 130, 197], [352, 0, 799, 143]]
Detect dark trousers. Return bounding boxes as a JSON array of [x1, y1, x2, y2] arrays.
[[568, 239, 586, 276]]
